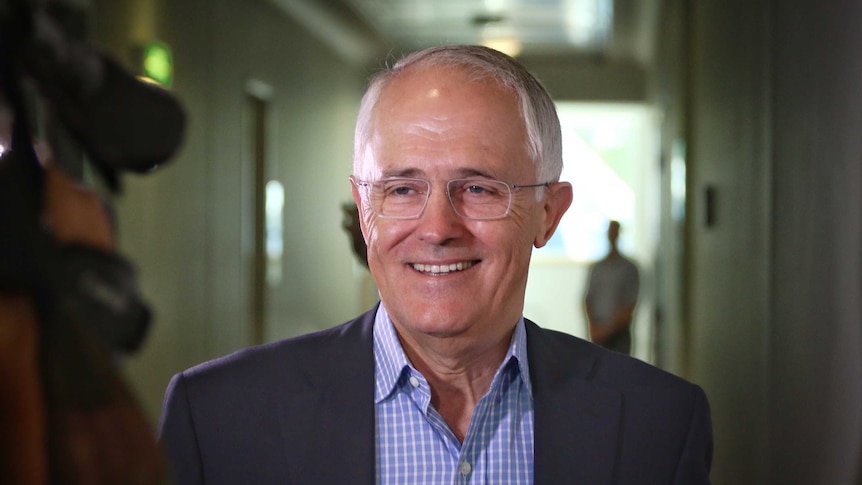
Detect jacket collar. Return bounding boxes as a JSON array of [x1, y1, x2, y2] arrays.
[[526, 320, 623, 484], [277, 307, 377, 484], [277, 309, 621, 484]]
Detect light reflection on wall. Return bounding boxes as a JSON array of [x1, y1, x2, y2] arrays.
[[265, 180, 284, 284], [670, 139, 686, 221]]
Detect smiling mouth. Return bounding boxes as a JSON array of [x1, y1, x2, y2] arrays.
[[411, 261, 476, 275]]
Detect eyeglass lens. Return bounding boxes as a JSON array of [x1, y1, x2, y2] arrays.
[[369, 178, 512, 220]]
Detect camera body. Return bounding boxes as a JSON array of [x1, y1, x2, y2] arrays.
[[0, 0, 185, 353]]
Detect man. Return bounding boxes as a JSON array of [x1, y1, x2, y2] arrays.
[[584, 220, 640, 354], [159, 45, 712, 484]]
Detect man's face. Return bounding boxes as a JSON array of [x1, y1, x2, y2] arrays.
[[352, 66, 571, 351]]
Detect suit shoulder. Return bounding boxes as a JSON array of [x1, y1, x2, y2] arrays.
[[531, 323, 701, 393], [177, 314, 372, 390]]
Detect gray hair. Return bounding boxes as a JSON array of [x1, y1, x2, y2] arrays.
[[352, 45, 563, 183]]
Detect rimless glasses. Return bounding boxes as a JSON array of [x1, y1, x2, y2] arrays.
[[351, 176, 552, 220]]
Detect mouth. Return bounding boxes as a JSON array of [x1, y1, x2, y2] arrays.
[[411, 260, 477, 275]]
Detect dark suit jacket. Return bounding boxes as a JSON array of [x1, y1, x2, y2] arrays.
[[159, 306, 712, 484]]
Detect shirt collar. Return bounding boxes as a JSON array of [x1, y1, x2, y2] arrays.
[[373, 305, 533, 404]]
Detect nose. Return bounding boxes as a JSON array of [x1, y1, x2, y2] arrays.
[[415, 183, 465, 244]]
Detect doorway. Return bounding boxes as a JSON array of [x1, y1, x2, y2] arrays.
[[525, 101, 658, 362]]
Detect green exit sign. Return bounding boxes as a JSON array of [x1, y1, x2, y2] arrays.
[[142, 42, 173, 87]]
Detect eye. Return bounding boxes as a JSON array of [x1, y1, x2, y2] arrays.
[[392, 185, 414, 196], [380, 179, 426, 197], [455, 179, 506, 198], [465, 183, 490, 195]]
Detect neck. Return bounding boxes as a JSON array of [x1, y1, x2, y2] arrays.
[[394, 325, 514, 442], [398, 327, 511, 391]]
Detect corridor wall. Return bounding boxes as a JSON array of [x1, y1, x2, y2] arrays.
[[89, 0, 369, 423]]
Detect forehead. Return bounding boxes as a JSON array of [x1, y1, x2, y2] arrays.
[[376, 65, 518, 122], [365, 66, 532, 179]]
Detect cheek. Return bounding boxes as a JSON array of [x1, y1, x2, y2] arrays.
[[472, 223, 536, 267], [361, 214, 379, 252], [358, 199, 382, 246], [361, 221, 385, 274], [502, 207, 542, 244], [362, 217, 408, 257]]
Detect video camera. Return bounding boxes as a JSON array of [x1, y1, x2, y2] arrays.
[[0, 0, 186, 352], [1, 0, 186, 481]]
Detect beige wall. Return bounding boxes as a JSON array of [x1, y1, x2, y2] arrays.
[[687, 0, 773, 481], [89, 0, 368, 424], [522, 55, 647, 102], [768, 1, 862, 482], [648, 0, 688, 378], [678, 0, 862, 483]]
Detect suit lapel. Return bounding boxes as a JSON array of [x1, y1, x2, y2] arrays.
[[527, 321, 622, 484], [278, 310, 377, 485], [272, 313, 622, 483]]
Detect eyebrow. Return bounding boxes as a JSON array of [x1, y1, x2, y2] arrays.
[[380, 168, 424, 178], [453, 168, 498, 179]]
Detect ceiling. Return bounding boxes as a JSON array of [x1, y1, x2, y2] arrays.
[[348, 0, 657, 59], [269, 0, 662, 68]]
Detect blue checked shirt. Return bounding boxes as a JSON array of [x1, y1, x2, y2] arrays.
[[373, 306, 535, 484]]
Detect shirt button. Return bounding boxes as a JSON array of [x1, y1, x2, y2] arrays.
[[459, 461, 472, 476], [409, 376, 420, 387]]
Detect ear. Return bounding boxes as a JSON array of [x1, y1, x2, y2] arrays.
[[351, 181, 370, 244], [350, 180, 363, 211], [534, 182, 573, 248]]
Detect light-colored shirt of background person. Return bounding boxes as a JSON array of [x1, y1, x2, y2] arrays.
[[584, 220, 640, 354]]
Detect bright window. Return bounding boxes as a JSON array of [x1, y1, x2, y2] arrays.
[[536, 102, 653, 263]]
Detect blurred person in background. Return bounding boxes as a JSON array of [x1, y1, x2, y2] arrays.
[[584, 220, 640, 355]]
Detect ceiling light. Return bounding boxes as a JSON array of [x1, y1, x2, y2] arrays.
[[565, 0, 613, 46], [482, 37, 523, 57]]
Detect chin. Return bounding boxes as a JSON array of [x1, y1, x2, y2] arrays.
[[392, 304, 474, 334]]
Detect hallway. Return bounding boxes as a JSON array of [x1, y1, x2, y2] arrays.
[[78, 0, 862, 482]]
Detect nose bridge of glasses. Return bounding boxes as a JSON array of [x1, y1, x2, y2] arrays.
[[423, 179, 459, 218], [399, 179, 463, 219], [443, 179, 473, 218]]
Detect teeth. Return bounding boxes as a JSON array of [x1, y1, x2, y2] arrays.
[[412, 261, 474, 274]]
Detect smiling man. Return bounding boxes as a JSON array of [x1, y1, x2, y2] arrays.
[[159, 45, 713, 484]]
